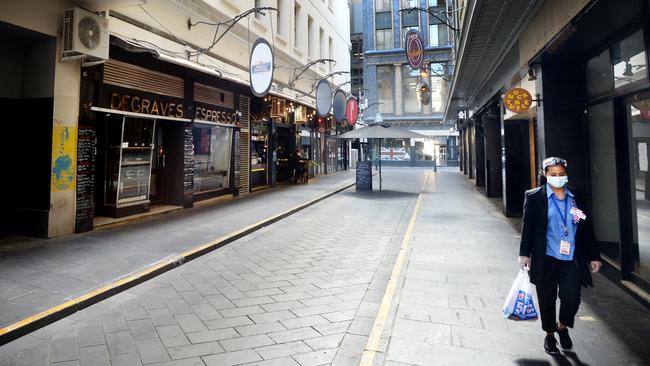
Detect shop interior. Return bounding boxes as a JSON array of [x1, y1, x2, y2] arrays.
[[95, 113, 184, 218], [192, 123, 233, 199], [0, 21, 56, 237]]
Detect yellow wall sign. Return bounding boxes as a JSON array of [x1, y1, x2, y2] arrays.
[[51, 126, 77, 192], [504, 87, 533, 113]]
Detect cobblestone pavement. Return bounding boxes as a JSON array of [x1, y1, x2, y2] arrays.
[[0, 168, 426, 366], [2, 168, 649, 366], [0, 171, 355, 329]]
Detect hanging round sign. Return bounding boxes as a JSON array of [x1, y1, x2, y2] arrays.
[[333, 90, 347, 123], [503, 87, 533, 113], [316, 79, 333, 117], [405, 29, 425, 70], [249, 38, 274, 97], [345, 97, 359, 126]]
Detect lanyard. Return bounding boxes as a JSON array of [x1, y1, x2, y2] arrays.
[[551, 195, 570, 237]]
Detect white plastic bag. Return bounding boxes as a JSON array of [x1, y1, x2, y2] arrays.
[[502, 268, 539, 321]]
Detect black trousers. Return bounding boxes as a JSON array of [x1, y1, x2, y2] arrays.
[[536, 255, 582, 332]]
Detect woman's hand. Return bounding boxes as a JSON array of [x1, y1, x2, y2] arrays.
[[590, 261, 602, 273], [518, 256, 531, 269]]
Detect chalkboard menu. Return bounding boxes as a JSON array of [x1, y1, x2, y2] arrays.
[[233, 129, 241, 192], [356, 161, 372, 191], [183, 124, 194, 196], [75, 126, 96, 233]]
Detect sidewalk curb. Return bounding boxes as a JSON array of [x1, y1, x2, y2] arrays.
[[0, 180, 356, 346]]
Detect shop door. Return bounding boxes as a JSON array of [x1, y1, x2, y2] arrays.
[[623, 94, 650, 283], [150, 124, 166, 205]]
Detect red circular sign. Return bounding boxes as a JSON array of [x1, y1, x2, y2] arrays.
[[405, 29, 424, 70], [345, 97, 359, 126]]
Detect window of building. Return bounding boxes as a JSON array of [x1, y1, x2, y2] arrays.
[[328, 37, 333, 71], [375, 0, 391, 12], [613, 30, 647, 89], [586, 49, 612, 99], [375, 11, 393, 50], [193, 124, 233, 193], [430, 62, 446, 112], [400, 1, 419, 48], [277, 0, 288, 38], [308, 16, 315, 57], [429, 18, 449, 46], [319, 27, 325, 59], [403, 64, 421, 114], [377, 65, 395, 113], [294, 2, 301, 48]]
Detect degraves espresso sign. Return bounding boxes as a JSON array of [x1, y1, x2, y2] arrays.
[[101, 85, 186, 118]]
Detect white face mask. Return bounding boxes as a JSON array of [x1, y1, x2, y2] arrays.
[[547, 176, 568, 188]]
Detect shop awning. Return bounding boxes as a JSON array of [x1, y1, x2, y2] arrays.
[[335, 125, 428, 139]]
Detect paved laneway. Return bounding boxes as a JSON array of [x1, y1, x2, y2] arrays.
[[1, 168, 649, 366], [0, 168, 425, 366], [0, 171, 354, 329]]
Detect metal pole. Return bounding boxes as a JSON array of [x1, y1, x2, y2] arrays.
[[379, 138, 382, 191]]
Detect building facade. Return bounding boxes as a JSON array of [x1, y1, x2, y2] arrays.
[[360, 0, 458, 166], [0, 0, 351, 238], [447, 0, 650, 299]]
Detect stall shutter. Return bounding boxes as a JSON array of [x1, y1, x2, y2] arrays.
[[239, 96, 250, 195], [103, 59, 184, 98]]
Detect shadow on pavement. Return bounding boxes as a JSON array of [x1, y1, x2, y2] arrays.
[[340, 189, 419, 199], [516, 352, 589, 366]]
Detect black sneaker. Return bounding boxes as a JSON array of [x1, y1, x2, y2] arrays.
[[544, 335, 560, 356], [557, 327, 573, 350]]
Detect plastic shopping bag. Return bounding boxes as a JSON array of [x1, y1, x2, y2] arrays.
[[502, 268, 539, 321]]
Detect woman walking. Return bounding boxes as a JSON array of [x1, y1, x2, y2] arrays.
[[518, 157, 602, 355]]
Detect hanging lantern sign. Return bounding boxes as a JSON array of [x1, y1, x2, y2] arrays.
[[503, 87, 533, 113], [345, 97, 359, 126], [249, 38, 274, 97], [316, 79, 332, 117], [419, 82, 431, 106], [405, 29, 425, 70], [333, 90, 347, 123]]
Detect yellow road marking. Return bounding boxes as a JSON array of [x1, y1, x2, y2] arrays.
[[359, 171, 429, 366], [0, 180, 355, 341]]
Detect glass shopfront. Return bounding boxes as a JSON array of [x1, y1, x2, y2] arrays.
[[251, 121, 269, 188], [193, 123, 233, 195]]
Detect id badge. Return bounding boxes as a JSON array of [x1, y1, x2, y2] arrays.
[[560, 240, 571, 255]]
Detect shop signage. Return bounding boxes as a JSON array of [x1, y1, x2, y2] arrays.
[[105, 87, 185, 118], [194, 101, 238, 125], [249, 38, 274, 97], [345, 97, 359, 126], [405, 29, 425, 70], [503, 87, 533, 113], [333, 90, 347, 123], [316, 79, 332, 117]]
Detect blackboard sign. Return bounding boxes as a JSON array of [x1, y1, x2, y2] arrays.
[[183, 124, 194, 196], [356, 160, 372, 191], [75, 125, 96, 233]]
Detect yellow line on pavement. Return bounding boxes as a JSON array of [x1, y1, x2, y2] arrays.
[[0, 179, 356, 344], [359, 171, 429, 366]]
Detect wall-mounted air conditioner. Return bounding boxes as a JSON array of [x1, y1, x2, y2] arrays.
[[61, 7, 110, 62]]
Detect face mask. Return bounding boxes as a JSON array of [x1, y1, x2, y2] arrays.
[[547, 176, 568, 188]]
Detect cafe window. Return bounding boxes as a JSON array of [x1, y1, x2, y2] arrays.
[[612, 30, 647, 89], [193, 124, 232, 193], [377, 65, 395, 113], [403, 64, 422, 114]]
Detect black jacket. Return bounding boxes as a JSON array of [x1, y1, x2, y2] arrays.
[[519, 185, 601, 287]]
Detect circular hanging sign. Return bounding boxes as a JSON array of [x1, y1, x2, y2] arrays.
[[345, 97, 359, 126], [503, 87, 533, 113], [249, 38, 274, 97], [333, 90, 347, 123], [316, 79, 332, 117], [405, 29, 425, 70]]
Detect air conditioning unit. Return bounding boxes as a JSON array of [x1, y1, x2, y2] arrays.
[[61, 7, 110, 62]]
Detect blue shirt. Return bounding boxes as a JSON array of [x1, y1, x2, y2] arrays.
[[546, 184, 577, 260]]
